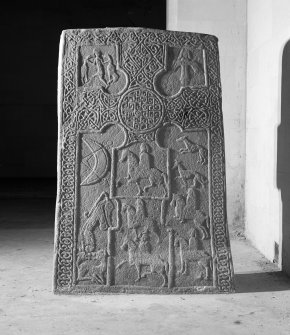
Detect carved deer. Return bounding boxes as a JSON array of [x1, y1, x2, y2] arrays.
[[177, 135, 208, 165], [174, 235, 212, 280]]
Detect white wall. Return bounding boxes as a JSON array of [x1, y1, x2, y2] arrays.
[[246, 0, 290, 267], [167, 0, 247, 233]]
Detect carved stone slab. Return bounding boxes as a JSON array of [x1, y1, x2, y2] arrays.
[[54, 28, 234, 294]]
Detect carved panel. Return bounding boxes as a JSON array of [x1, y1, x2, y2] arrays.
[[54, 28, 234, 294]]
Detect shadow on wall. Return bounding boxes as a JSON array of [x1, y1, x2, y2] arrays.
[[277, 39, 290, 276]]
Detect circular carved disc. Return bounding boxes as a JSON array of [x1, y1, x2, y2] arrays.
[[118, 88, 164, 133]]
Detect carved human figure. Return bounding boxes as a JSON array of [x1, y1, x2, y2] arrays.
[[139, 143, 167, 194], [122, 204, 137, 230], [122, 199, 160, 242], [90, 50, 107, 87], [183, 182, 198, 219], [80, 192, 114, 252], [137, 200, 144, 225], [139, 228, 152, 254], [122, 198, 145, 233], [139, 143, 151, 170], [188, 228, 202, 250], [119, 149, 141, 193], [81, 55, 90, 85], [186, 183, 197, 208], [173, 48, 204, 86], [170, 193, 185, 221], [197, 146, 208, 165], [173, 48, 192, 86], [105, 54, 119, 85]]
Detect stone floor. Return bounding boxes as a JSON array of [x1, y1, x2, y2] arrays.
[[1, 199, 290, 335]]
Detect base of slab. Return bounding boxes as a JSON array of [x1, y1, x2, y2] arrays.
[[54, 284, 233, 295]]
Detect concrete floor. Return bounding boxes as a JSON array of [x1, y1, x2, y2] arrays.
[[1, 200, 290, 335]]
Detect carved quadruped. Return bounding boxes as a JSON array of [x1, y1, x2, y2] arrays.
[[54, 28, 234, 294]]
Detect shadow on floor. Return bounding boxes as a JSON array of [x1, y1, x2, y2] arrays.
[[235, 271, 290, 293]]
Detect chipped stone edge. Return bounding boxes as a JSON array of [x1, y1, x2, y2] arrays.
[[53, 30, 66, 294]]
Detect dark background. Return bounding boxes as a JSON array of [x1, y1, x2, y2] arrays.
[[0, 1, 166, 195]]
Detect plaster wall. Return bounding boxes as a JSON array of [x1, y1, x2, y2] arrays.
[[167, 0, 247, 231], [246, 0, 290, 267]]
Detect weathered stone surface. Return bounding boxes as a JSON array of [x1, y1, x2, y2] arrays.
[[54, 28, 234, 294]]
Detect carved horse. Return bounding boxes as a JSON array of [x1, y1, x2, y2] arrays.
[[172, 160, 196, 187], [177, 135, 208, 165], [117, 234, 168, 287], [174, 235, 212, 280], [119, 148, 168, 196]]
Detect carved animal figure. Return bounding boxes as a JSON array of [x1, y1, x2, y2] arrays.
[[117, 234, 169, 286], [189, 210, 210, 240], [174, 235, 212, 280], [172, 159, 208, 189], [143, 167, 167, 195], [76, 249, 107, 284], [177, 135, 208, 165], [172, 160, 196, 187], [119, 148, 168, 196]]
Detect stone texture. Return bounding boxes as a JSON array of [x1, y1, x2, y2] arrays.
[[54, 27, 234, 294]]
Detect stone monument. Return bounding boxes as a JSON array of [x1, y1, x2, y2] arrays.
[[54, 28, 234, 294]]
